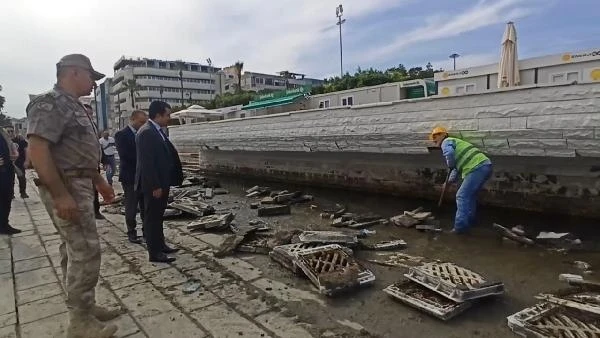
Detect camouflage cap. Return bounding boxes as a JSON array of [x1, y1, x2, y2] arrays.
[[56, 54, 105, 81]]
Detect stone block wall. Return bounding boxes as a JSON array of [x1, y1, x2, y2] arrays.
[[170, 82, 600, 218]]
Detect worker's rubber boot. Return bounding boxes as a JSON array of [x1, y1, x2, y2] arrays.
[[91, 305, 124, 322], [67, 310, 118, 338]]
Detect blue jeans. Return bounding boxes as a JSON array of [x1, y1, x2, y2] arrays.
[[454, 163, 492, 233], [104, 155, 115, 185]]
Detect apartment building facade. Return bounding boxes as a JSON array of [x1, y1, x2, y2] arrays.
[[220, 67, 323, 93], [111, 56, 220, 122]]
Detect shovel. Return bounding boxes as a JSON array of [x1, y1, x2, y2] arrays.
[[437, 171, 451, 208]]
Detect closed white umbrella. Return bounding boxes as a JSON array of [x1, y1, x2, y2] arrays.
[[498, 21, 520, 88]]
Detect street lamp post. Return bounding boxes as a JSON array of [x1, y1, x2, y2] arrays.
[[336, 4, 346, 78], [206, 58, 213, 101], [449, 53, 460, 70], [159, 85, 164, 101]]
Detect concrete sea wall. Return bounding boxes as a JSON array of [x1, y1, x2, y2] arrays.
[[170, 82, 600, 218]]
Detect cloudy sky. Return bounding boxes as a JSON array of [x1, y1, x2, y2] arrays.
[[1, 0, 599, 117]]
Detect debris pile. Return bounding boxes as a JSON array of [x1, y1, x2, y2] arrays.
[[390, 207, 441, 232], [245, 186, 314, 217], [384, 262, 504, 320], [507, 275, 600, 337]]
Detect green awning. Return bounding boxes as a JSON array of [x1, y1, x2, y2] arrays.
[[242, 94, 304, 110]]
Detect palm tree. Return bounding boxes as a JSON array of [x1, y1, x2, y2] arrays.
[[233, 61, 244, 93], [121, 79, 143, 108], [176, 61, 186, 106]]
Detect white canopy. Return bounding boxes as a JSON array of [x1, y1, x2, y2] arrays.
[[498, 21, 520, 88], [170, 105, 223, 119]]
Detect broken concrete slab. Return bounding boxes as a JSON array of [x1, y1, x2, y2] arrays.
[[267, 229, 303, 248], [213, 234, 247, 257], [536, 290, 600, 315], [368, 253, 427, 269], [390, 215, 420, 228], [246, 185, 260, 194], [236, 237, 271, 255], [347, 219, 384, 229], [359, 239, 407, 251], [384, 280, 472, 321], [415, 224, 442, 232], [246, 191, 260, 198], [170, 200, 215, 217], [297, 231, 358, 246], [404, 210, 432, 221], [493, 223, 535, 245], [250, 202, 260, 209], [257, 204, 291, 217], [293, 246, 375, 296], [260, 197, 276, 204], [405, 262, 505, 302], [274, 192, 299, 204], [213, 188, 229, 195], [205, 188, 214, 199], [187, 213, 235, 231]]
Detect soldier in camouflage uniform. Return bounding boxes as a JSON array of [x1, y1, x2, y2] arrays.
[[27, 54, 122, 338]]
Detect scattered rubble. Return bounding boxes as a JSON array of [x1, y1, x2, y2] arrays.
[[359, 239, 407, 251], [214, 233, 247, 257], [390, 207, 435, 228], [182, 280, 202, 294], [368, 253, 427, 268], [297, 231, 358, 247], [169, 200, 215, 217], [493, 223, 535, 246], [257, 204, 291, 216], [187, 213, 234, 231]]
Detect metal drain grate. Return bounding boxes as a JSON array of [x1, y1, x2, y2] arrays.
[[405, 262, 504, 302], [384, 280, 472, 321], [537, 291, 600, 315], [294, 246, 375, 296], [507, 302, 600, 337], [269, 244, 351, 274]]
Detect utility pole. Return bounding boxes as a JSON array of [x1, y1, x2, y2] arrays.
[[159, 85, 164, 101], [178, 68, 184, 106], [336, 4, 346, 78], [93, 83, 101, 130], [449, 53, 460, 70], [206, 58, 213, 101]]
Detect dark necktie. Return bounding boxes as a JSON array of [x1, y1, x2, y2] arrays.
[[159, 129, 168, 141]]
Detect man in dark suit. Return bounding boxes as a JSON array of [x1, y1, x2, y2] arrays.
[[135, 101, 183, 263], [115, 110, 147, 244]]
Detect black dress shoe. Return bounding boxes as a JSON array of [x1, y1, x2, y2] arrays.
[[149, 254, 176, 263], [162, 246, 180, 254], [20, 193, 29, 199], [128, 236, 142, 244], [95, 213, 106, 220], [0, 225, 22, 235]]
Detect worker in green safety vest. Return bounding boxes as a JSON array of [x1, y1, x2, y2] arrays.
[[430, 127, 493, 234]]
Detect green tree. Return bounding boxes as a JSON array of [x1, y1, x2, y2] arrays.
[[233, 61, 244, 93], [0, 85, 5, 113], [121, 79, 143, 108]]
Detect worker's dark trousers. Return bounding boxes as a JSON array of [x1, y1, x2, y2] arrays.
[[0, 168, 15, 229], [15, 163, 26, 196]]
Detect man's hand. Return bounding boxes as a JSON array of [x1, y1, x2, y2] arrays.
[[152, 188, 163, 199], [54, 193, 79, 221], [96, 181, 115, 203]]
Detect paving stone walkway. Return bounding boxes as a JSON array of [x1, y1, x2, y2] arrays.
[[0, 178, 319, 338]]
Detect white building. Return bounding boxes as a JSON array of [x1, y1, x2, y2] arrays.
[[111, 56, 220, 122], [435, 48, 600, 96]]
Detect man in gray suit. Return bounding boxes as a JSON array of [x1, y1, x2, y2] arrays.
[[135, 101, 183, 263]]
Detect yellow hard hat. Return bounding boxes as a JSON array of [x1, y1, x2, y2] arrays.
[[429, 126, 448, 140]]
